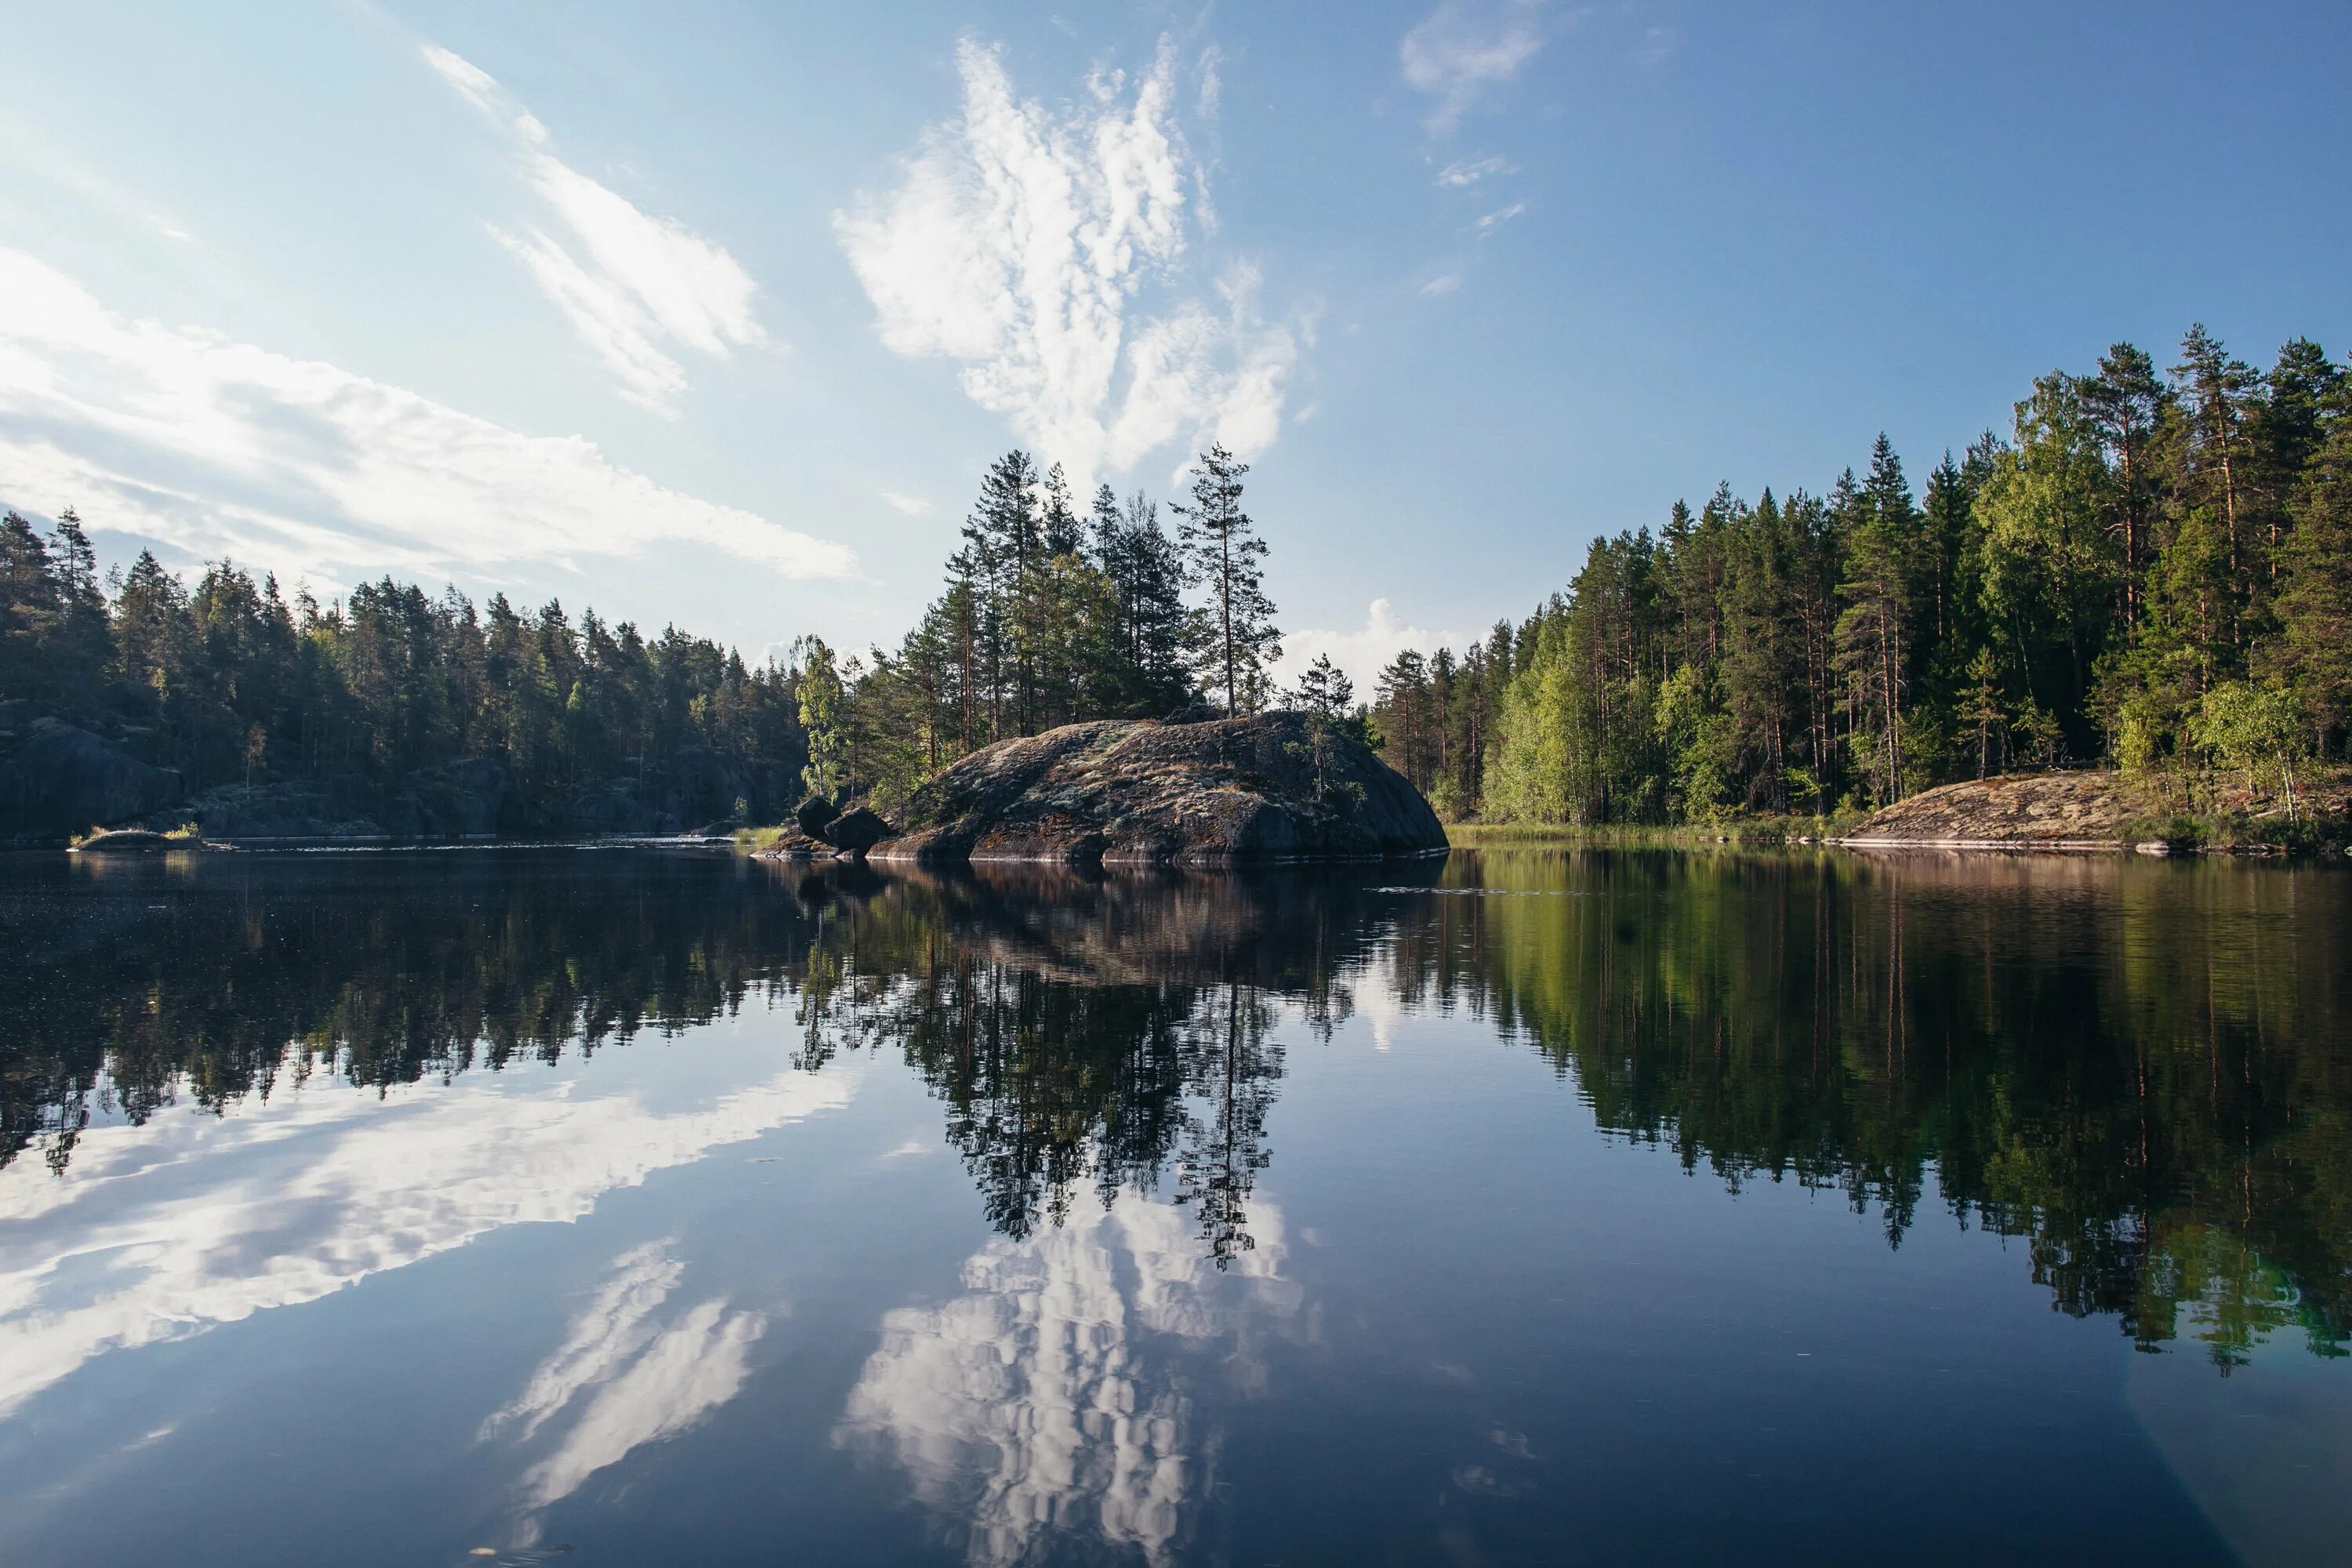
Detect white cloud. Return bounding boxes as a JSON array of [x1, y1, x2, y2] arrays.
[[423, 43, 766, 413], [1434, 155, 1510, 187], [1401, 0, 1549, 134], [836, 37, 1297, 495], [1280, 598, 1470, 699], [879, 489, 930, 516], [1475, 200, 1527, 234], [1421, 273, 1463, 296], [0, 248, 857, 587]]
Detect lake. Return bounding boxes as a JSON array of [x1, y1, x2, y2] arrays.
[[1, 846, 2347, 1566]]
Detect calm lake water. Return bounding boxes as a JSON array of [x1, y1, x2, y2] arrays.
[[1, 846, 2347, 1566]]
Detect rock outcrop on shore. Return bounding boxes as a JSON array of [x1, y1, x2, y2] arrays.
[[859, 713, 1448, 866], [0, 716, 183, 842], [1838, 771, 2161, 847]]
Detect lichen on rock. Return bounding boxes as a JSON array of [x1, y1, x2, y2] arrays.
[[867, 713, 1447, 866]]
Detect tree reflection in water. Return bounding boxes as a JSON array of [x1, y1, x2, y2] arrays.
[[2, 847, 2348, 1365]]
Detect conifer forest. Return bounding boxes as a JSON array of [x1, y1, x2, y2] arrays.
[[5, 325, 2348, 828]]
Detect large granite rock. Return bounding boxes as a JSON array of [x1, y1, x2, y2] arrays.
[[0, 719, 184, 843], [870, 713, 1448, 866]]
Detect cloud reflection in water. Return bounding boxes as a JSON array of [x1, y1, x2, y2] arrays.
[[839, 1189, 1301, 1566]]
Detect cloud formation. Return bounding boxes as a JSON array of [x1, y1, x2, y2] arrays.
[[1281, 598, 1470, 699], [0, 249, 855, 587], [423, 44, 767, 414], [836, 38, 1296, 494], [1435, 155, 1511, 187], [1401, 0, 1549, 133], [1475, 200, 1528, 234]]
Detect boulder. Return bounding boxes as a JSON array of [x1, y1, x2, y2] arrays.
[[795, 796, 840, 837], [820, 805, 894, 852], [871, 713, 1448, 866], [0, 719, 183, 843], [759, 830, 854, 859]]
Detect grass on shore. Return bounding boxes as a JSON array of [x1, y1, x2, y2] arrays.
[[1443, 816, 1860, 848], [1446, 810, 2350, 855]]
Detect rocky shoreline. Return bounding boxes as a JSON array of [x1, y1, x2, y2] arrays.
[[1831, 768, 2350, 854], [759, 713, 1449, 868]]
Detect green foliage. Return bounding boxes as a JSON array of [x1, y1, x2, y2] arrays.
[[0, 532, 807, 827], [1461, 325, 2352, 825], [1171, 443, 1280, 715], [2191, 681, 2311, 816], [812, 442, 1288, 811], [795, 636, 846, 800]]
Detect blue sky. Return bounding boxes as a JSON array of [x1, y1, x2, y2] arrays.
[[3, 2, 2346, 691]]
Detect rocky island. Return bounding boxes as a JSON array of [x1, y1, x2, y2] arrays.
[[760, 713, 1448, 867]]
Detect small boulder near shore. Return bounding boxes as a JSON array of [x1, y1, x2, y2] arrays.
[[870, 713, 1448, 866]]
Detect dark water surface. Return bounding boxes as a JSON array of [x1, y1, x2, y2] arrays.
[[2, 846, 2348, 1566]]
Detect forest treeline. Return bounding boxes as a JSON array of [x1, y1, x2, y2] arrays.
[[0, 442, 1289, 825], [0, 509, 807, 815], [6, 325, 2348, 829], [1366, 325, 2352, 822]]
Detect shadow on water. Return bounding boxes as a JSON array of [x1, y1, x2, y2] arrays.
[[2, 844, 2347, 1366]]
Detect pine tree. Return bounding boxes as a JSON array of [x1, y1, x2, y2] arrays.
[[0, 511, 60, 706], [2170, 325, 2261, 641], [1835, 437, 1922, 802], [2082, 344, 2167, 626], [960, 450, 1040, 738], [1287, 654, 1355, 720], [1171, 444, 1280, 715]]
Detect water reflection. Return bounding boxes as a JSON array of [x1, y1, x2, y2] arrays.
[[2, 846, 2348, 1379], [839, 1192, 1299, 1566], [490, 1240, 767, 1545]]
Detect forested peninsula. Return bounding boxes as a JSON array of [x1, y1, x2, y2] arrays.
[[3, 323, 2349, 846]]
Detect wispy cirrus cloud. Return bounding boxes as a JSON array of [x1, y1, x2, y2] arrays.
[[422, 44, 767, 415], [1434, 155, 1512, 187], [835, 37, 1298, 494], [1475, 201, 1527, 235], [1401, 0, 1551, 134], [0, 248, 855, 586], [879, 489, 931, 516]]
